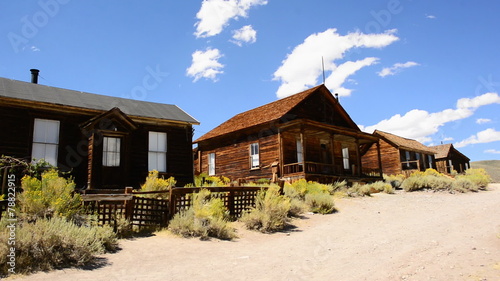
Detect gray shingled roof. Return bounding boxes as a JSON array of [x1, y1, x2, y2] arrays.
[[0, 77, 199, 124]]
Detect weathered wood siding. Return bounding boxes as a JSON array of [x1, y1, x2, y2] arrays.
[[362, 139, 401, 175], [198, 130, 279, 181]]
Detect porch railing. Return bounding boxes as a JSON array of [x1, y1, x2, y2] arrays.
[[283, 162, 381, 178]]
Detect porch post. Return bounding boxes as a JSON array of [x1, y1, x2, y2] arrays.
[[278, 129, 284, 177], [376, 141, 383, 177], [300, 126, 306, 172], [355, 139, 361, 176], [330, 133, 336, 174]]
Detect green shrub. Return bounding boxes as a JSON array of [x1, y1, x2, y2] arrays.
[[384, 174, 405, 189], [327, 180, 347, 195], [460, 168, 491, 188], [452, 178, 478, 193], [240, 186, 291, 233], [366, 181, 394, 194], [305, 192, 336, 214], [168, 189, 235, 240], [19, 170, 84, 221], [0, 217, 117, 276], [140, 170, 176, 199], [400, 169, 454, 192], [348, 183, 373, 197]]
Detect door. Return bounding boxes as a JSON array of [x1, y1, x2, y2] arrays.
[[101, 136, 124, 188]]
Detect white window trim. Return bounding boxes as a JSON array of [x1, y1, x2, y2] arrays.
[[148, 131, 167, 172], [250, 143, 260, 169], [208, 153, 216, 176], [32, 118, 60, 166]]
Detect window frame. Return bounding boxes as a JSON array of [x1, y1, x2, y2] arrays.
[[208, 153, 216, 176], [148, 131, 167, 172], [31, 118, 60, 166], [102, 136, 121, 167], [250, 143, 260, 169], [342, 146, 350, 170]]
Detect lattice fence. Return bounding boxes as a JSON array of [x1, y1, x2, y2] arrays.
[[131, 196, 168, 228]]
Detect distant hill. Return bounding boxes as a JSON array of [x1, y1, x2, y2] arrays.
[[471, 160, 500, 183]]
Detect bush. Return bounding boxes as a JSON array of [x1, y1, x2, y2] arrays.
[[140, 170, 176, 199], [240, 186, 291, 233], [400, 169, 454, 192], [452, 178, 478, 193], [348, 183, 373, 197], [19, 170, 84, 222], [327, 180, 347, 195], [0, 217, 117, 276], [384, 174, 405, 189], [305, 192, 336, 214], [367, 181, 394, 194], [460, 168, 491, 189], [168, 189, 235, 240]]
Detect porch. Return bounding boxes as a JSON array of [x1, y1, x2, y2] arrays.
[[277, 119, 383, 184]]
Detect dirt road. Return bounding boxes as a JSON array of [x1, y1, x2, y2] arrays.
[[11, 184, 500, 281]]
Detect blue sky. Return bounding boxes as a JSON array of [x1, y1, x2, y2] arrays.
[[1, 0, 499, 161]]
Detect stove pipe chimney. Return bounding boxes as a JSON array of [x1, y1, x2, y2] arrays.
[[30, 69, 40, 84]]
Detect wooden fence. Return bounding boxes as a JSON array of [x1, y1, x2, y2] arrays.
[[81, 185, 271, 230]]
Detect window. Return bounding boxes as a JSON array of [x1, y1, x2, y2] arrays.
[[428, 155, 433, 168], [148, 131, 167, 172], [250, 143, 259, 169], [32, 118, 60, 166], [296, 139, 303, 164], [405, 151, 411, 168], [103, 137, 121, 167], [208, 153, 215, 176], [342, 147, 350, 170]]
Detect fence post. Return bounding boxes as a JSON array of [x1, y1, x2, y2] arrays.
[[168, 186, 175, 220], [124, 187, 134, 221], [228, 189, 235, 218]]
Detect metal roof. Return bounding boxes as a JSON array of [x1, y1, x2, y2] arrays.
[[0, 77, 199, 125]]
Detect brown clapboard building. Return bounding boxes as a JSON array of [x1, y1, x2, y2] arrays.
[[0, 70, 199, 189], [430, 143, 470, 174], [194, 84, 383, 184], [362, 130, 437, 176]]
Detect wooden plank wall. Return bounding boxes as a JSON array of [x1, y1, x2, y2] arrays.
[[362, 139, 401, 175], [198, 132, 279, 181]]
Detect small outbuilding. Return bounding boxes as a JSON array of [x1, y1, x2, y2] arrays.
[[362, 130, 437, 176], [430, 143, 470, 174]]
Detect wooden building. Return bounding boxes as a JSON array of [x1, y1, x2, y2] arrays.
[[430, 143, 470, 174], [194, 85, 383, 184], [362, 130, 436, 176], [0, 71, 199, 188]]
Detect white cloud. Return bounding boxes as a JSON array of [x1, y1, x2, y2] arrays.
[[476, 118, 492, 124], [377, 61, 419, 77], [426, 14, 436, 19], [273, 28, 399, 99], [361, 92, 500, 143], [231, 25, 257, 46], [455, 128, 500, 148], [194, 0, 267, 38], [186, 48, 224, 82], [29, 45, 40, 52], [485, 149, 500, 154]]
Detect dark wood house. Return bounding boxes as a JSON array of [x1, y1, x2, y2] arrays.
[[0, 73, 199, 189], [194, 85, 383, 184], [430, 143, 470, 174], [362, 130, 436, 176]]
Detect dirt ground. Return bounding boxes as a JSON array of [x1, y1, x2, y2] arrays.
[[11, 184, 500, 281]]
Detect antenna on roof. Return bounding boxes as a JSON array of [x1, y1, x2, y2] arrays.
[[321, 56, 325, 84]]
